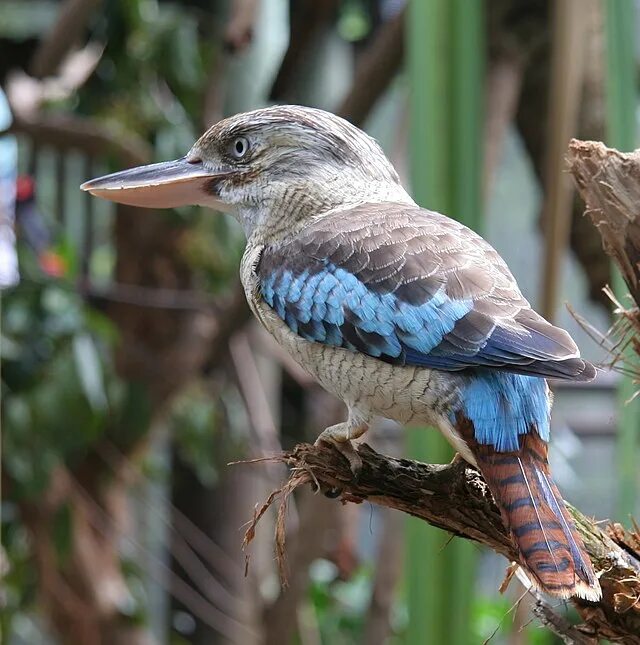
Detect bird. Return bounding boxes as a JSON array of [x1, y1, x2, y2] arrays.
[[82, 104, 601, 602]]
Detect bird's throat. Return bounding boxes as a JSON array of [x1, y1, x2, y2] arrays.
[[239, 176, 415, 244]]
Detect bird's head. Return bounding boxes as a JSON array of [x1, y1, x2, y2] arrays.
[[81, 105, 412, 238]]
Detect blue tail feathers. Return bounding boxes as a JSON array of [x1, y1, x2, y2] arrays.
[[451, 370, 550, 451]]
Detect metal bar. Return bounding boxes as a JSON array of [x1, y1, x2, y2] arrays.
[[604, 0, 640, 519], [55, 149, 66, 227], [28, 138, 39, 178], [406, 1, 484, 642], [451, 0, 483, 232], [81, 155, 95, 281], [406, 2, 452, 641], [449, 3, 484, 642]]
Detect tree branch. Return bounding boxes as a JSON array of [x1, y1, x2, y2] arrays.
[[29, 0, 102, 79], [244, 441, 640, 642], [567, 139, 640, 383], [3, 111, 150, 167], [568, 139, 640, 306]]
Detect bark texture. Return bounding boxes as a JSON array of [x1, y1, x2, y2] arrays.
[[568, 139, 640, 305]]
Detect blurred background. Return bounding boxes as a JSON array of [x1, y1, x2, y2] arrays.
[[1, 0, 639, 643]]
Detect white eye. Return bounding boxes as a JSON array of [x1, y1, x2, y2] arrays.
[[231, 137, 249, 159]]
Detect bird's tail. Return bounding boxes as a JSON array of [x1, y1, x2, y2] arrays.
[[470, 430, 601, 601]]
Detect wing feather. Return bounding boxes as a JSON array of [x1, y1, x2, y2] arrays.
[[257, 203, 596, 381]]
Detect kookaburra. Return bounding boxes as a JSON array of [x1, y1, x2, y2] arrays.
[[82, 105, 601, 601]]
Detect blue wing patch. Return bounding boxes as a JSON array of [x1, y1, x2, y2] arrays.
[[261, 263, 474, 363]]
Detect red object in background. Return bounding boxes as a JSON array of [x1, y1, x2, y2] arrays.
[[15, 174, 67, 278], [16, 175, 35, 202], [38, 250, 66, 278]]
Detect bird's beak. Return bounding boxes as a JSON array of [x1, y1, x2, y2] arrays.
[[80, 157, 233, 210]]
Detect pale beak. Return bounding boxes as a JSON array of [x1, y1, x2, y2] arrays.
[[80, 157, 233, 210]]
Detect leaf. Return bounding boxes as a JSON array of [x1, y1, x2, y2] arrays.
[[72, 333, 108, 411], [0, 332, 21, 359]]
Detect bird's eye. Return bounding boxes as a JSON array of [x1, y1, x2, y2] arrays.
[[231, 137, 249, 160]]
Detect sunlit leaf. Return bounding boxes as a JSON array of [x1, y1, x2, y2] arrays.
[[72, 333, 108, 411], [0, 332, 21, 359]]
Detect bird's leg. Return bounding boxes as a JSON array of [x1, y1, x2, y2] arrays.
[[314, 411, 369, 477]]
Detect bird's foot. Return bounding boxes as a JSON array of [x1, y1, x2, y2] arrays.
[[314, 417, 369, 482], [315, 435, 363, 479]]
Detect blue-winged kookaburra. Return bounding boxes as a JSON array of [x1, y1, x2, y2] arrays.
[[82, 105, 601, 601]]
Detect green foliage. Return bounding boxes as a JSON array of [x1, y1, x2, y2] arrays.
[[2, 248, 119, 496], [1, 241, 132, 631], [472, 595, 562, 645], [2, 2, 245, 637], [80, 0, 212, 154], [167, 375, 252, 488], [169, 382, 222, 487], [302, 555, 557, 645], [0, 518, 38, 641], [337, 0, 372, 42], [305, 559, 373, 645]]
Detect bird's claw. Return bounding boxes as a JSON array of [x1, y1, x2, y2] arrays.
[[315, 436, 363, 480], [309, 478, 343, 498], [322, 486, 343, 499]]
